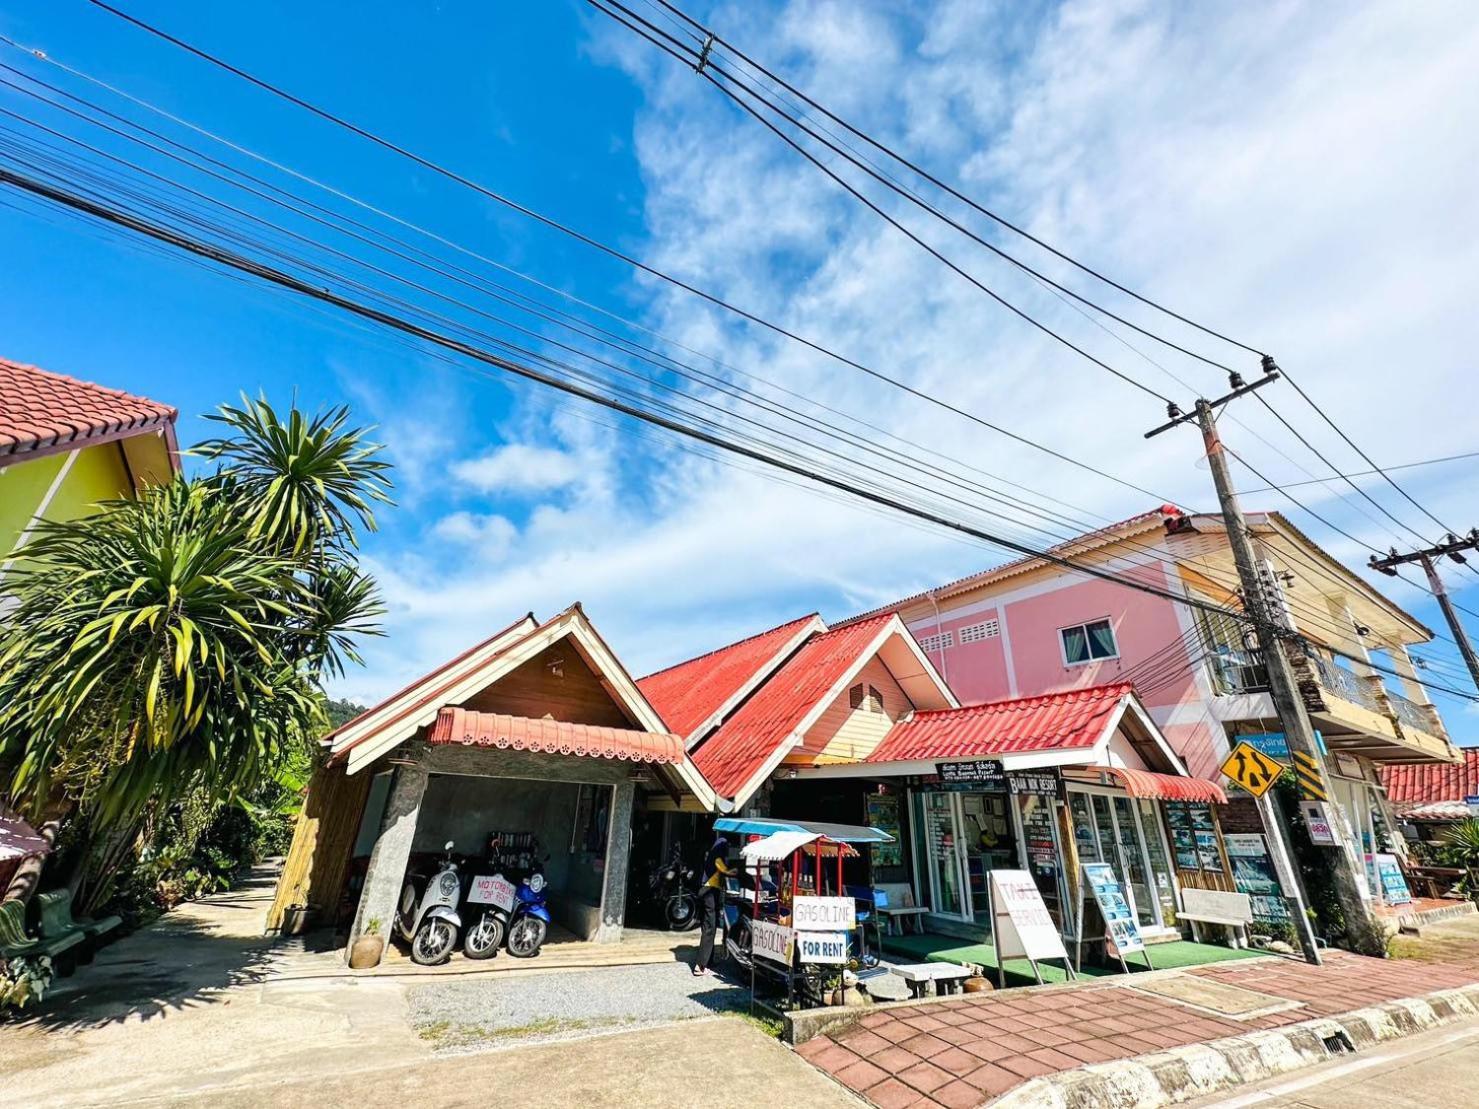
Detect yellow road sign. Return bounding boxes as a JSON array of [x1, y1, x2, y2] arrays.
[[1220, 741, 1286, 798], [1292, 750, 1328, 801]]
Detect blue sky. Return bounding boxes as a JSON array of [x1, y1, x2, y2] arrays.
[[2, 1, 1477, 744]]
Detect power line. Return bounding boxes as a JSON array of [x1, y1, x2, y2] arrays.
[[1238, 449, 1479, 493], [80, 0, 1186, 501]]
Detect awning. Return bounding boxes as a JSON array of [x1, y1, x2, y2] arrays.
[[1103, 767, 1227, 804], [739, 831, 860, 862], [428, 707, 684, 764], [714, 816, 893, 843], [0, 815, 53, 862]]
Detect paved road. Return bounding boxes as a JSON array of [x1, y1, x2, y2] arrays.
[[0, 867, 857, 1108], [1189, 1015, 1479, 1108]]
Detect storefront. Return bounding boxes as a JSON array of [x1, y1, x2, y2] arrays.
[[791, 684, 1230, 945], [267, 605, 716, 965]]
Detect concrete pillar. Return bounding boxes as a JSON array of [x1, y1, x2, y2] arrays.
[[594, 780, 635, 943], [347, 751, 428, 965]]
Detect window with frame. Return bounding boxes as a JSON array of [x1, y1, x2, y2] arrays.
[[1060, 618, 1117, 664]]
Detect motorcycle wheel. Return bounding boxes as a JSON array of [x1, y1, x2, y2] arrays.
[[665, 893, 698, 931], [506, 915, 547, 958], [727, 917, 753, 970], [411, 918, 457, 965], [462, 914, 504, 960]]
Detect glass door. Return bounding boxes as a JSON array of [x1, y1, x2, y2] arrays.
[[1070, 789, 1165, 929], [958, 792, 1015, 922], [922, 792, 968, 919]]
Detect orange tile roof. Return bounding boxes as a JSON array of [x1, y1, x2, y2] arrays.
[[0, 357, 177, 461], [428, 707, 683, 764], [867, 683, 1134, 763], [637, 614, 820, 738], [692, 615, 894, 798], [1382, 748, 1479, 804]]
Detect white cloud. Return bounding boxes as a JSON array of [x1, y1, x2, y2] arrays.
[[335, 0, 1479, 728], [451, 443, 585, 495], [431, 511, 518, 552]]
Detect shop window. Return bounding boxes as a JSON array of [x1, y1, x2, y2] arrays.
[[1061, 619, 1117, 665]]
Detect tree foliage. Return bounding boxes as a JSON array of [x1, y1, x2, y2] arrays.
[[0, 396, 391, 836]]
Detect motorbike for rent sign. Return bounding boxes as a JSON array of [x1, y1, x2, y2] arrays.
[[750, 918, 795, 965], [468, 874, 516, 911], [796, 931, 849, 964], [792, 895, 856, 931]]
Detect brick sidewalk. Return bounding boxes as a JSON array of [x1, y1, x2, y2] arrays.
[[794, 951, 1479, 1109]]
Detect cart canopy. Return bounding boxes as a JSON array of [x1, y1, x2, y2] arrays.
[[740, 830, 862, 862], [714, 816, 893, 843]]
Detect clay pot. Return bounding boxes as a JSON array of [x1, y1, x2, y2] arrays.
[[963, 976, 992, 994], [348, 934, 385, 969]]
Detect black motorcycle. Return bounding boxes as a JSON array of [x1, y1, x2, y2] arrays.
[[648, 844, 699, 930]]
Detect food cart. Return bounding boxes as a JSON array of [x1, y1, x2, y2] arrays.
[[714, 816, 893, 1009]]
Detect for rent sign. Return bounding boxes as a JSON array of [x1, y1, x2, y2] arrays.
[[792, 895, 856, 931], [468, 874, 516, 911], [796, 931, 849, 964]]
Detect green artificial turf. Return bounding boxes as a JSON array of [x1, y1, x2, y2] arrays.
[[881, 932, 1264, 988]]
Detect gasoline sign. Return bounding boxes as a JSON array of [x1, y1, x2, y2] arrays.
[[750, 919, 794, 966], [792, 895, 856, 931], [1220, 740, 1285, 798]]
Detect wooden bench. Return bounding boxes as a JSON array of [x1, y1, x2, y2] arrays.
[[36, 888, 120, 965], [875, 882, 928, 936], [1178, 888, 1253, 947], [0, 898, 84, 970]]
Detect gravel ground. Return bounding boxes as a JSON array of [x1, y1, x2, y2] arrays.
[[406, 962, 755, 1052]]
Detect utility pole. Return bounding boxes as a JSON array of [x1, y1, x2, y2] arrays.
[[1148, 361, 1381, 962], [1369, 533, 1479, 692]]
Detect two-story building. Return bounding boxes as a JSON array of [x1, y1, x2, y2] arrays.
[[845, 505, 1462, 908]]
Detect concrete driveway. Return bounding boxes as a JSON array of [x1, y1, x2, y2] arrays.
[[0, 867, 859, 1107]]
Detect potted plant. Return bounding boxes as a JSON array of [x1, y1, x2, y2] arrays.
[[282, 903, 316, 936], [349, 918, 385, 969]]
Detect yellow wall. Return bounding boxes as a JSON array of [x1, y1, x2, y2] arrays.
[[792, 656, 910, 765], [1, 441, 134, 567]]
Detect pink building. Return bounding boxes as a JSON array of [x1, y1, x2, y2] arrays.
[[845, 506, 1459, 810]]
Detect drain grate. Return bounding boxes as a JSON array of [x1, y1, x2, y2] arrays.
[[1322, 1030, 1356, 1056]]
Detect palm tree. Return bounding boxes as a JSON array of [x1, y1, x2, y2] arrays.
[[0, 396, 391, 908]]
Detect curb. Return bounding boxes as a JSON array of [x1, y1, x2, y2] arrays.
[[992, 982, 1479, 1108]]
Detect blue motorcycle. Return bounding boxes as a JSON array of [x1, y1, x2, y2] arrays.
[[505, 869, 551, 957]]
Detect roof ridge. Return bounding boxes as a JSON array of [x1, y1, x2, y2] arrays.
[[637, 612, 822, 681]]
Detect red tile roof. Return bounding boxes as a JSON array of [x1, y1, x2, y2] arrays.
[[638, 614, 820, 738], [428, 707, 683, 764], [1382, 748, 1479, 805], [867, 683, 1134, 763], [693, 615, 895, 798], [0, 357, 177, 461]]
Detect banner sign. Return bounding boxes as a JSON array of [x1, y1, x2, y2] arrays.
[[796, 931, 849, 964], [469, 874, 516, 911], [989, 870, 1069, 961], [750, 918, 795, 965], [1241, 732, 1290, 759], [1006, 769, 1061, 796], [1082, 862, 1144, 955], [1224, 834, 1290, 921], [792, 895, 856, 931], [937, 760, 1004, 787]]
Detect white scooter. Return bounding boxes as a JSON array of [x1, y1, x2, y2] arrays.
[[395, 841, 464, 965]]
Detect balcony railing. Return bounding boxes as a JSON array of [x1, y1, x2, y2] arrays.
[[1388, 688, 1437, 734], [1207, 646, 1271, 696], [1311, 653, 1383, 713]]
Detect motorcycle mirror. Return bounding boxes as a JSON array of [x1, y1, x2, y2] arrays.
[[444, 840, 455, 852]]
